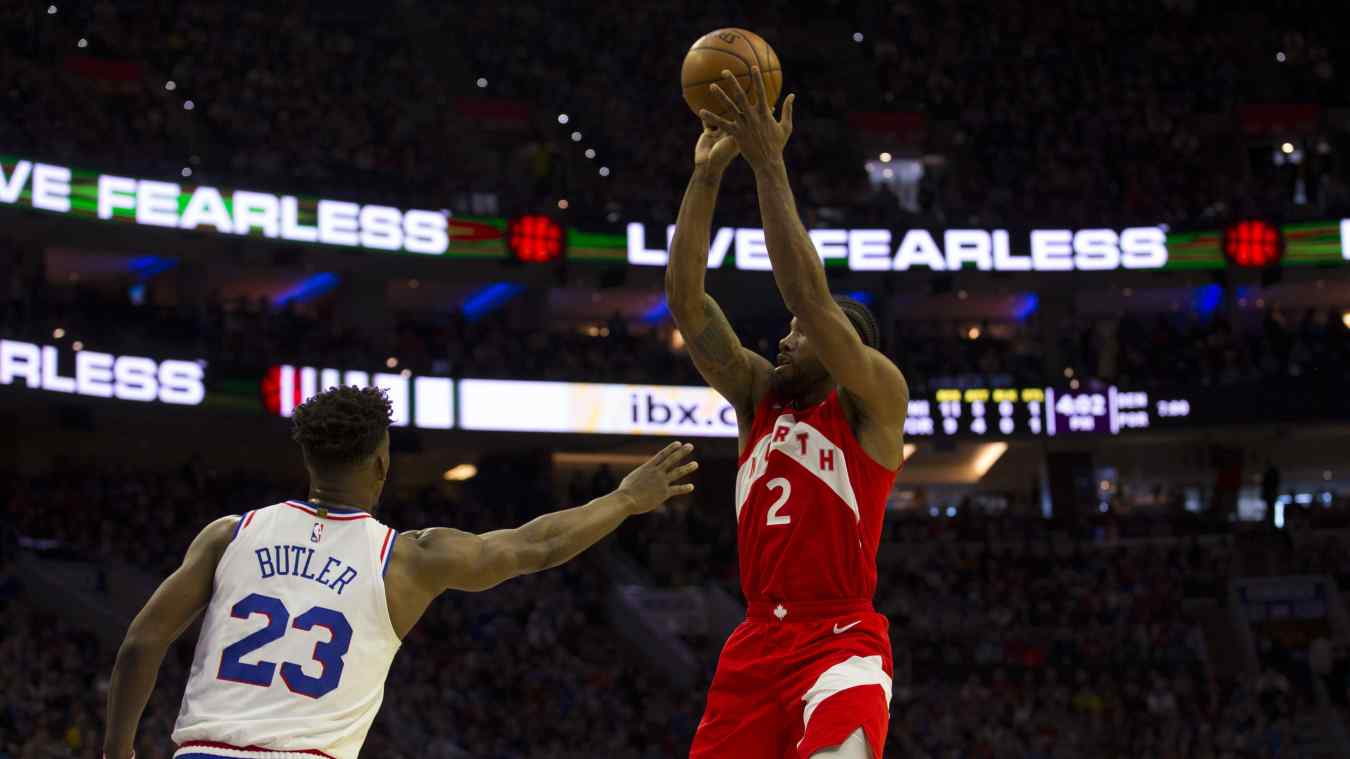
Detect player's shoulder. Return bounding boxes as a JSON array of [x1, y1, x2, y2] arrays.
[[204, 514, 243, 542], [839, 353, 908, 418], [392, 527, 474, 560], [181, 515, 243, 566]]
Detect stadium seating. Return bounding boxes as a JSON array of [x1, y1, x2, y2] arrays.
[[3, 2, 1346, 227]]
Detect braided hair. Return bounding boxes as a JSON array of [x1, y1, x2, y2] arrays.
[[832, 295, 881, 350]]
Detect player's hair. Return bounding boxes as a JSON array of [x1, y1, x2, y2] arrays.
[[291, 385, 392, 470], [832, 295, 881, 350]]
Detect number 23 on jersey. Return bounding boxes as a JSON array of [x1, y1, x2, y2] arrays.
[[217, 592, 353, 699]]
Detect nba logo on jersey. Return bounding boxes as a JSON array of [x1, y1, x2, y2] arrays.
[[310, 522, 324, 543]]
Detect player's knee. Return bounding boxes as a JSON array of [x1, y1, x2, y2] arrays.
[[808, 727, 871, 759]]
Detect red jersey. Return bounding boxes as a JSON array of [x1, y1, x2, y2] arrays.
[[734, 387, 898, 604]]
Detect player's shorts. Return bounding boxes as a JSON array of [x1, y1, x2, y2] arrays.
[[690, 599, 893, 759]]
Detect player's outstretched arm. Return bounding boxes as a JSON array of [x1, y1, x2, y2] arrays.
[[703, 68, 909, 439], [665, 127, 772, 423], [403, 442, 697, 595], [105, 515, 238, 759]]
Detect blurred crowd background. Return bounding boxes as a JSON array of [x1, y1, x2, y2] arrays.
[[6, 464, 1350, 757], [2, 0, 1347, 229]]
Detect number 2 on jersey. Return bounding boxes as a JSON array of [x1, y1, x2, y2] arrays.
[[765, 477, 792, 525], [217, 592, 352, 698]]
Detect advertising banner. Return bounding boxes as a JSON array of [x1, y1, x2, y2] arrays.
[[458, 379, 739, 437]]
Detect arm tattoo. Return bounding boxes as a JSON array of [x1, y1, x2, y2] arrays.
[[689, 297, 742, 368]]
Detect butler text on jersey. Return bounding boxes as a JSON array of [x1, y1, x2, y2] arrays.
[[255, 544, 360, 595]]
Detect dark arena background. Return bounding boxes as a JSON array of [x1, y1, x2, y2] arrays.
[[3, 1, 1350, 757]]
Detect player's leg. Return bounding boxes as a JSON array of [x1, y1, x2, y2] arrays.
[[808, 727, 870, 759]]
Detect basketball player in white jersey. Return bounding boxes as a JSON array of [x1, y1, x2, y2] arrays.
[[103, 385, 699, 759]]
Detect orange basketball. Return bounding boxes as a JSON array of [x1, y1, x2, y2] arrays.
[[681, 28, 782, 119]]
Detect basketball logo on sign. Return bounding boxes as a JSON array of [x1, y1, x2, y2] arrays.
[[507, 214, 565, 263], [311, 522, 324, 544], [1222, 219, 1282, 268]]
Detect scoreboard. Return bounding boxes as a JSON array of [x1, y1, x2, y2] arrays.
[[904, 385, 1195, 439], [927, 387, 1045, 436]]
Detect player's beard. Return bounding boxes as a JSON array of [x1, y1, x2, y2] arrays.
[[771, 359, 827, 400]]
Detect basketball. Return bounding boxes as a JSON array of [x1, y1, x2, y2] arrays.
[[681, 28, 783, 119]]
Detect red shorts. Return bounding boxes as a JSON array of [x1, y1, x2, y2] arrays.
[[690, 599, 893, 759]]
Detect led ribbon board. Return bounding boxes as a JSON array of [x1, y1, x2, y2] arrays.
[[0, 339, 205, 405], [5, 154, 1348, 271], [262, 365, 453, 430]]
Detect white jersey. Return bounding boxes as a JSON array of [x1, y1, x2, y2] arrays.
[[173, 500, 403, 759]]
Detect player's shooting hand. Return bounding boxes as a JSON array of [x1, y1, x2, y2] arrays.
[[617, 442, 698, 515], [700, 65, 795, 173], [694, 124, 739, 174]]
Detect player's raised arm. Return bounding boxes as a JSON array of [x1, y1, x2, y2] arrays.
[[665, 126, 773, 428], [400, 442, 697, 596], [702, 68, 909, 439], [105, 515, 239, 759]]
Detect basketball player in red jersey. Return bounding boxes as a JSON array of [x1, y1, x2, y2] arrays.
[[668, 67, 908, 759]]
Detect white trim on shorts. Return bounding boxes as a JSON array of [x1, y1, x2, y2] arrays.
[[797, 654, 893, 748]]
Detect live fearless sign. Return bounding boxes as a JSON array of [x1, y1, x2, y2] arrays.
[[0, 339, 205, 405], [0, 158, 449, 255], [627, 223, 1171, 272], [7, 153, 1350, 271]]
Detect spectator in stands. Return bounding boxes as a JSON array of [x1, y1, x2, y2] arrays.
[[1256, 664, 1292, 723]]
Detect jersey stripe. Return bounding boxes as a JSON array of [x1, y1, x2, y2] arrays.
[[734, 433, 774, 521], [379, 528, 396, 576], [797, 655, 893, 746], [294, 499, 366, 514], [241, 511, 256, 529], [736, 414, 862, 522], [230, 513, 250, 541], [283, 501, 371, 521], [176, 740, 337, 759]]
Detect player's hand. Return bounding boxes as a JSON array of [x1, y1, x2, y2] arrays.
[[700, 65, 795, 172], [616, 442, 698, 515], [694, 125, 739, 174]]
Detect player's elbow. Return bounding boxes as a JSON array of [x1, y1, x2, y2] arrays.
[[126, 607, 183, 650], [779, 278, 830, 317], [667, 293, 708, 333], [513, 535, 561, 577], [116, 631, 167, 664], [783, 290, 834, 325], [454, 564, 512, 593], [664, 275, 700, 317]]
